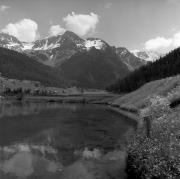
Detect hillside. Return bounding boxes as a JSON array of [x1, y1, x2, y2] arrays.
[[59, 48, 130, 89], [0, 47, 69, 87], [107, 47, 180, 93], [110, 75, 180, 110]]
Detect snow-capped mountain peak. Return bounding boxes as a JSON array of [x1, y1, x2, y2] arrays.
[[131, 50, 162, 62], [84, 38, 107, 50], [0, 31, 146, 71], [0, 31, 110, 52], [0, 33, 23, 51]]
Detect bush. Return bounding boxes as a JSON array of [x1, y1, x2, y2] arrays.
[[127, 95, 180, 179]]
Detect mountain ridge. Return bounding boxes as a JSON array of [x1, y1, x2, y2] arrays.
[[0, 31, 147, 89], [0, 31, 146, 70]]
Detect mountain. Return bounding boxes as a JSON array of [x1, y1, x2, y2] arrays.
[[59, 47, 130, 89], [0, 31, 145, 69], [132, 50, 162, 62], [27, 32, 113, 67], [0, 47, 69, 87], [0, 33, 23, 51], [0, 31, 146, 89], [107, 47, 180, 93], [114, 47, 147, 71]]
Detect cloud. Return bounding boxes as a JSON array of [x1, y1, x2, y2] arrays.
[[144, 31, 180, 53], [63, 12, 99, 36], [0, 5, 10, 12], [49, 25, 65, 36], [144, 37, 172, 53], [2, 19, 39, 42], [105, 2, 113, 9]]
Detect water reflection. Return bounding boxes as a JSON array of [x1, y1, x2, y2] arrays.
[[0, 143, 127, 179], [0, 101, 80, 118], [0, 143, 62, 178], [0, 102, 136, 178]]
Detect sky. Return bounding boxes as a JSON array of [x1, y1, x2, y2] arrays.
[[1, 0, 180, 53]]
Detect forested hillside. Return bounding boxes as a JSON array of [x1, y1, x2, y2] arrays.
[[107, 48, 180, 93], [59, 48, 130, 89], [0, 47, 69, 87]]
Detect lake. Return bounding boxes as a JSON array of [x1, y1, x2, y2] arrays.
[[0, 101, 136, 179]]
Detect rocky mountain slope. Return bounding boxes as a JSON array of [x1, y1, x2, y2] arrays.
[[0, 31, 145, 69], [115, 47, 147, 71]]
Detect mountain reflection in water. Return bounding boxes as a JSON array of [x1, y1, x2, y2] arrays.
[[0, 102, 136, 179]]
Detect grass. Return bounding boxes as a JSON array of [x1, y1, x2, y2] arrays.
[[110, 75, 180, 179], [126, 105, 180, 179], [111, 75, 180, 110]]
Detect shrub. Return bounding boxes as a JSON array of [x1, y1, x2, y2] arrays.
[[127, 95, 180, 179]]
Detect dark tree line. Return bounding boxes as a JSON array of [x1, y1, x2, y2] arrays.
[[106, 48, 180, 93], [3, 87, 57, 96]]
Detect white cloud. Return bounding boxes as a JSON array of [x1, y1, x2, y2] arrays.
[[105, 2, 113, 9], [2, 19, 39, 42], [63, 12, 99, 36], [145, 37, 172, 53], [49, 25, 65, 36], [0, 5, 10, 12], [144, 31, 180, 54], [172, 32, 180, 47]]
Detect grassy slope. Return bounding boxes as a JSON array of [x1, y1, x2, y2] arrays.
[[112, 75, 180, 178], [111, 74, 180, 111]]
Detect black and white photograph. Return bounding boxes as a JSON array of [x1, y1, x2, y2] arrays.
[[0, 0, 180, 178]]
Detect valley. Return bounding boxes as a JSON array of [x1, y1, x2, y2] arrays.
[[0, 31, 147, 90], [0, 29, 180, 179]]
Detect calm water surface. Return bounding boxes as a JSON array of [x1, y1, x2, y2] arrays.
[[0, 101, 136, 179]]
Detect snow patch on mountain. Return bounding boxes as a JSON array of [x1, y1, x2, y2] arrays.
[[85, 39, 105, 50], [33, 41, 60, 51], [22, 42, 34, 50], [132, 50, 162, 62]]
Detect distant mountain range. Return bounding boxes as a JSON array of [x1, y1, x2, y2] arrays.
[[107, 47, 180, 93], [0, 31, 147, 89]]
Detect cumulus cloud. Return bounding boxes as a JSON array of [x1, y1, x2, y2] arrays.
[[145, 37, 172, 53], [49, 25, 65, 36], [63, 12, 99, 36], [0, 5, 10, 12], [2, 19, 39, 42], [144, 31, 180, 54]]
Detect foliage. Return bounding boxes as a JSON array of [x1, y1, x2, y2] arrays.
[[127, 95, 180, 179], [111, 75, 180, 110], [139, 95, 171, 118]]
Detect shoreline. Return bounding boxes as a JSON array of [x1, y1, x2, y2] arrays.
[[3, 94, 139, 122], [19, 94, 139, 121]]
